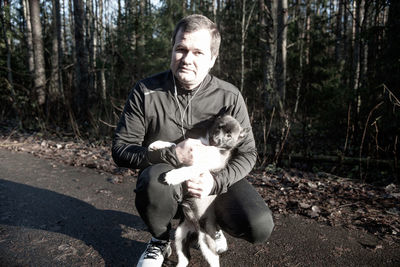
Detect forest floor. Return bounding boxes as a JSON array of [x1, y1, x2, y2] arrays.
[[0, 127, 399, 266]]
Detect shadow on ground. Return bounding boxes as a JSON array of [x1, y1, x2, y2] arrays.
[[0, 179, 145, 266]]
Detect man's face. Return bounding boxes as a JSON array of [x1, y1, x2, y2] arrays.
[[170, 29, 217, 90]]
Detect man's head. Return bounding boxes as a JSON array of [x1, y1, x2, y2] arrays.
[[172, 14, 221, 58], [170, 14, 221, 90]]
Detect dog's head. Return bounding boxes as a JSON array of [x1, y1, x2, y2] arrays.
[[208, 115, 249, 150]]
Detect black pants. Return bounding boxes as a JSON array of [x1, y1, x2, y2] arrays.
[[135, 163, 274, 243]]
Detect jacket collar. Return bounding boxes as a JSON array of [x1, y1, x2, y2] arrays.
[[169, 70, 212, 96]]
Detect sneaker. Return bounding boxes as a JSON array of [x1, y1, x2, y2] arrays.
[[137, 237, 172, 267], [215, 230, 228, 254]]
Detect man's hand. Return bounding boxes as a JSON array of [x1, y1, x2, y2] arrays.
[[186, 170, 214, 198], [175, 138, 204, 166]]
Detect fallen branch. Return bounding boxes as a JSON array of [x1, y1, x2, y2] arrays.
[[287, 154, 396, 168]]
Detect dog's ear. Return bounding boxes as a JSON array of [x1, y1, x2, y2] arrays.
[[217, 106, 235, 117]]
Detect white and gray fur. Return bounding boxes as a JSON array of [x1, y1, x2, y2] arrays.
[[149, 115, 248, 267]]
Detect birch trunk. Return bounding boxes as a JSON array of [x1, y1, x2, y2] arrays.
[[263, 0, 277, 108], [240, 0, 246, 92], [352, 0, 364, 116], [276, 0, 287, 110]]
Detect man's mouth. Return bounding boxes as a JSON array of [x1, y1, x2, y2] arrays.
[[178, 65, 194, 73]]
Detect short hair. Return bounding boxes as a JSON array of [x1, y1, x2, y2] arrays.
[[172, 14, 221, 58]]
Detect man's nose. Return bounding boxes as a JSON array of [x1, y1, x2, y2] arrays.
[[182, 51, 194, 63]]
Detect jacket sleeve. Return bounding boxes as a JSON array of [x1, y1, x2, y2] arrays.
[[112, 83, 181, 170], [211, 92, 257, 194]]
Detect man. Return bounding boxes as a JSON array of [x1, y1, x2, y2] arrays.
[[112, 14, 274, 267]]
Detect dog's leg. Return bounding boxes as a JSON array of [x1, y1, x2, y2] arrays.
[[148, 140, 175, 151], [198, 231, 220, 267], [175, 222, 192, 267], [202, 205, 228, 255], [163, 166, 201, 185]]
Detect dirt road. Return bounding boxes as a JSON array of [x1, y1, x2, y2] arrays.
[[0, 148, 399, 266]]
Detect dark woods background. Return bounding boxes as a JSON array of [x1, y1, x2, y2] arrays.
[[1, 0, 399, 183]]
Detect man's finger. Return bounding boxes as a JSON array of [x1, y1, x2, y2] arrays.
[[187, 180, 202, 190]]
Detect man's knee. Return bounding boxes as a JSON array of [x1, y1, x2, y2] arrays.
[[135, 163, 182, 205], [248, 208, 274, 244], [136, 164, 174, 194]]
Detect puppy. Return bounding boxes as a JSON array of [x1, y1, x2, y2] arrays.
[[149, 115, 248, 267]]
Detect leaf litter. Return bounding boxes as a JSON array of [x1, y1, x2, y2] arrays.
[[247, 167, 399, 242]]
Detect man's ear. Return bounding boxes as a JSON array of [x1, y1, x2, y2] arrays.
[[210, 55, 217, 69]]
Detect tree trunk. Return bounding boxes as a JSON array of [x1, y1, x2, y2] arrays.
[[294, 0, 303, 115], [276, 0, 288, 110], [240, 0, 246, 92], [263, 0, 277, 109], [136, 0, 146, 77], [1, 0, 19, 122], [343, 0, 349, 67], [360, 1, 369, 92], [99, 0, 107, 100], [273, 0, 289, 163], [335, 0, 344, 63], [127, 0, 137, 52], [73, 0, 89, 122], [86, 0, 96, 103], [61, 0, 66, 58], [22, 0, 34, 76], [49, 0, 63, 103], [384, 0, 400, 92], [352, 0, 364, 117], [29, 0, 47, 106], [305, 0, 311, 66], [239, 0, 255, 92]]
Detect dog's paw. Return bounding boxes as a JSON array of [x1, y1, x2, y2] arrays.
[[163, 170, 180, 185], [148, 140, 175, 151], [215, 230, 228, 254]]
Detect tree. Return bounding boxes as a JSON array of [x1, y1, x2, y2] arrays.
[[86, 0, 96, 103], [73, 0, 89, 122], [98, 0, 107, 100], [239, 0, 256, 92], [276, 0, 288, 110], [22, 0, 34, 77], [49, 0, 64, 103], [263, 0, 277, 109], [335, 0, 344, 63], [29, 0, 47, 106]]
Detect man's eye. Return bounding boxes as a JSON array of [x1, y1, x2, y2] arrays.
[[175, 47, 186, 52]]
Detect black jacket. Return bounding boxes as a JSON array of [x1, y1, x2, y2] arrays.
[[112, 70, 257, 194]]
